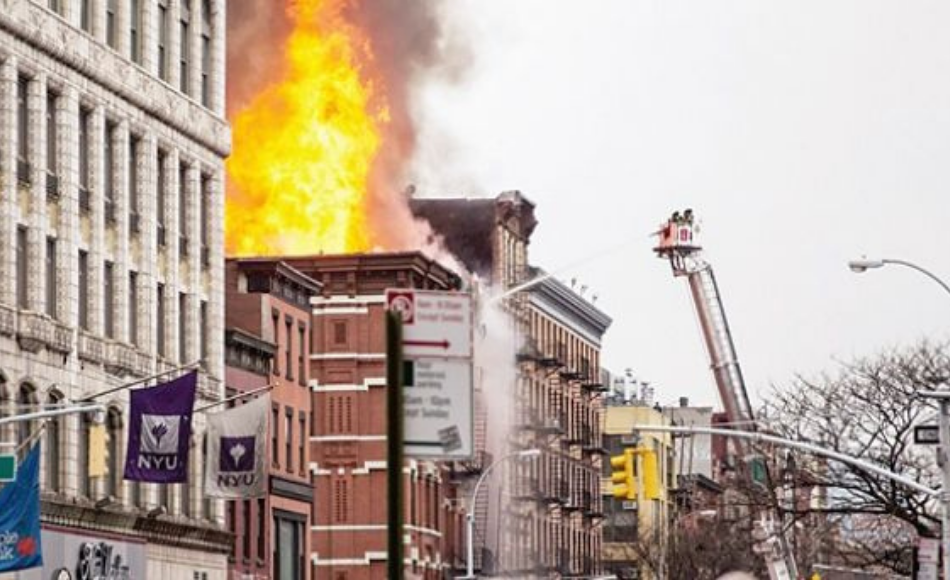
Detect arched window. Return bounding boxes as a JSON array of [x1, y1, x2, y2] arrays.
[[77, 410, 90, 497], [105, 407, 122, 499], [17, 383, 38, 457], [44, 390, 63, 492]]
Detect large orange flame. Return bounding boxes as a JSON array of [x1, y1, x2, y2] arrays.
[[226, 0, 387, 256]]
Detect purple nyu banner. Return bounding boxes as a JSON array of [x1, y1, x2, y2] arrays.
[[124, 371, 197, 483]]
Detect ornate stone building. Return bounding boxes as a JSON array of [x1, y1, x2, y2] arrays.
[[0, 0, 229, 576]]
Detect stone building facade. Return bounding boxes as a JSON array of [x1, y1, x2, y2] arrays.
[[0, 0, 229, 577], [224, 258, 321, 580]]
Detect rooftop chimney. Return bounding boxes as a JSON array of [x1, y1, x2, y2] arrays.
[[679, 396, 689, 408]]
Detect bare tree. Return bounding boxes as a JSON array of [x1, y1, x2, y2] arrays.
[[761, 340, 950, 575]]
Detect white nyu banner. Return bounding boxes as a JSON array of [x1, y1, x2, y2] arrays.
[[204, 395, 269, 499]]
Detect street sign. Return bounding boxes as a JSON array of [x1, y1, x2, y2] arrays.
[[914, 425, 941, 445], [403, 358, 472, 457], [386, 289, 472, 359], [0, 453, 16, 482], [386, 289, 474, 459]]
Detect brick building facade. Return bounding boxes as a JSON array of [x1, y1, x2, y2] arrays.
[[225, 258, 321, 580], [281, 252, 462, 580], [0, 0, 229, 576]]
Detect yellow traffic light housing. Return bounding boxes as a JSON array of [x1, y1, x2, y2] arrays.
[[640, 449, 661, 500], [610, 449, 636, 499]]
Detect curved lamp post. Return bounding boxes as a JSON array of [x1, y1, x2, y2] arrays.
[[462, 448, 541, 579], [848, 256, 950, 580]]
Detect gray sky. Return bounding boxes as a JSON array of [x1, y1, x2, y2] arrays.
[[411, 0, 950, 408]]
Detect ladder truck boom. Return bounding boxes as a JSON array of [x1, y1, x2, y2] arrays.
[[654, 210, 797, 580]]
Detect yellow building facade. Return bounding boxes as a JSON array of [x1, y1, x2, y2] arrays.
[[602, 405, 677, 580]]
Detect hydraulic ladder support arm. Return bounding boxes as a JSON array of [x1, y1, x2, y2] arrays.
[[654, 210, 798, 580]]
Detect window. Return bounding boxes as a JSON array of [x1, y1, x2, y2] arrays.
[[227, 501, 236, 560], [45, 237, 56, 318], [17, 385, 37, 459], [271, 405, 279, 467], [274, 515, 303, 580], [106, 407, 122, 498], [16, 226, 28, 309], [78, 412, 90, 497], [180, 0, 191, 94], [242, 500, 251, 560], [178, 292, 187, 363], [78, 251, 89, 330], [285, 407, 293, 473], [130, 0, 142, 63], [79, 108, 91, 209], [104, 121, 116, 221], [128, 271, 138, 345], [158, 1, 170, 80], [271, 312, 280, 375], [298, 325, 306, 385], [17, 77, 29, 183], [200, 175, 210, 266], [104, 261, 114, 338], [129, 137, 140, 233], [106, 0, 117, 48], [298, 412, 306, 474], [200, 0, 212, 106], [46, 92, 58, 195], [45, 392, 62, 492], [257, 497, 266, 560], [179, 164, 188, 254], [80, 0, 92, 32], [200, 300, 208, 368], [332, 320, 347, 346], [157, 284, 165, 357], [285, 317, 293, 380], [157, 151, 167, 244], [332, 478, 349, 523], [181, 468, 191, 516]]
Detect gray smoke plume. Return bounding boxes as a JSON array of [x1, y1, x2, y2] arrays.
[[226, 0, 292, 116]]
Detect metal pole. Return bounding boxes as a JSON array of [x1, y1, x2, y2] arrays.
[[632, 425, 939, 497], [463, 449, 541, 578], [0, 403, 106, 426], [194, 383, 274, 413], [386, 311, 405, 580], [939, 399, 950, 580], [79, 361, 201, 401]]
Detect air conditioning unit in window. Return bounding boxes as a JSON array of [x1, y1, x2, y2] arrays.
[[620, 434, 638, 445], [621, 500, 637, 511]]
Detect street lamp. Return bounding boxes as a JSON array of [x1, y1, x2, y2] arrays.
[[848, 256, 950, 580], [462, 448, 541, 579]]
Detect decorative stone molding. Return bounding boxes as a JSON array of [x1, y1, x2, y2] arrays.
[[0, 304, 16, 337], [16, 310, 52, 352], [105, 341, 136, 376], [78, 331, 106, 364], [48, 320, 74, 354]]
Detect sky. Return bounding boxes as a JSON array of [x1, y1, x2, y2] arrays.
[[409, 0, 950, 408]]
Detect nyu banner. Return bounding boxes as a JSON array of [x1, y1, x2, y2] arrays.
[[124, 371, 197, 483], [204, 395, 269, 498], [0, 444, 42, 572]]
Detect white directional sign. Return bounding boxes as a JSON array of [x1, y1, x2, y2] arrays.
[[386, 289, 472, 358], [386, 289, 473, 459]]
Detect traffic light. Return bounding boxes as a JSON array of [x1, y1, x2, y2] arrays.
[[610, 449, 636, 499], [640, 449, 661, 500]]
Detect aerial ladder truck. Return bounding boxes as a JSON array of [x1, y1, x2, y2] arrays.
[[654, 210, 797, 580]]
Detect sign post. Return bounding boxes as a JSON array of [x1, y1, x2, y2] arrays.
[[386, 289, 474, 459]]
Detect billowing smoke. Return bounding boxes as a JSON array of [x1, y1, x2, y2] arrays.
[[226, 1, 292, 116]]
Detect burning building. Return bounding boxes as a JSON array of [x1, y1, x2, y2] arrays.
[[412, 192, 612, 577]]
